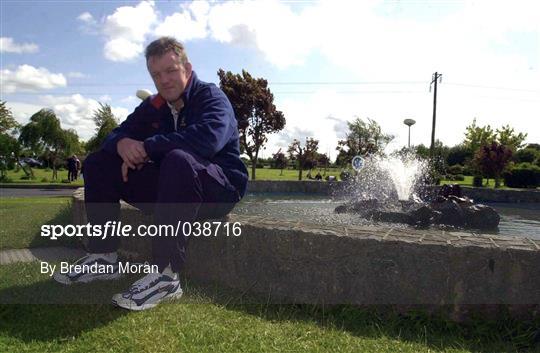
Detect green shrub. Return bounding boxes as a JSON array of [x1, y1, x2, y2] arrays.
[[453, 174, 465, 181], [340, 170, 352, 181], [20, 175, 36, 180], [447, 164, 464, 175], [503, 163, 540, 188], [473, 176, 483, 187], [61, 179, 71, 184], [514, 148, 538, 164], [462, 164, 474, 176], [445, 174, 465, 181], [41, 177, 49, 182], [0, 175, 13, 183]]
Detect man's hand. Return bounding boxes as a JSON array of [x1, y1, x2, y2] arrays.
[[121, 161, 146, 182], [117, 138, 148, 169]]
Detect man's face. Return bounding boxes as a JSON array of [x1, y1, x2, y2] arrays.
[[147, 50, 192, 103]]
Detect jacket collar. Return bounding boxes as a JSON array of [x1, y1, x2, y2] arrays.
[[180, 70, 197, 105]]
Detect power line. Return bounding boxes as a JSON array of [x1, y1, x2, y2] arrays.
[[445, 82, 540, 93]]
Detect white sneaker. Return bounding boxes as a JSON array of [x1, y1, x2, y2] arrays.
[[111, 266, 183, 311], [53, 252, 121, 285]]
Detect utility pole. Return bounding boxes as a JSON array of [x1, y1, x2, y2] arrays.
[[429, 72, 442, 157]]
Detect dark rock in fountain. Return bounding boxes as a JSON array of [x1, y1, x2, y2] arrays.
[[335, 184, 500, 231]]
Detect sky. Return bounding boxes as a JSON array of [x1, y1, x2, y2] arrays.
[[1, 0, 539, 160]]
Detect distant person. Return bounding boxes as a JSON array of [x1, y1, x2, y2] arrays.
[[315, 172, 322, 180], [74, 155, 81, 180], [67, 155, 77, 182], [54, 37, 248, 311]]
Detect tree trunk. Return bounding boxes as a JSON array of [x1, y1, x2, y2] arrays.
[[494, 175, 501, 188], [298, 162, 303, 181], [280, 168, 283, 176], [251, 158, 257, 180], [52, 158, 57, 180]]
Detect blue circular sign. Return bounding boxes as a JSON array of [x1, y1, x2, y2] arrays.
[[352, 156, 364, 171]]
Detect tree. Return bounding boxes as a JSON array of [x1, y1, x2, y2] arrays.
[[496, 125, 527, 151], [288, 138, 319, 181], [463, 118, 495, 153], [0, 101, 21, 177], [271, 149, 288, 176], [0, 101, 20, 134], [218, 69, 285, 180], [514, 148, 538, 164], [336, 117, 393, 164], [316, 153, 330, 175], [446, 144, 473, 166], [473, 141, 513, 188], [414, 144, 431, 160], [525, 143, 540, 151], [0, 134, 20, 178], [19, 109, 81, 180], [85, 103, 119, 153]]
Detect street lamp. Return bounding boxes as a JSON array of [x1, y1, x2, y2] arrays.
[[403, 119, 416, 148]]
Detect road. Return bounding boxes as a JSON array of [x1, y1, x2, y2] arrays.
[[0, 188, 76, 198]]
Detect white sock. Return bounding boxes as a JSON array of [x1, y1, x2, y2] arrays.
[[161, 265, 178, 280]]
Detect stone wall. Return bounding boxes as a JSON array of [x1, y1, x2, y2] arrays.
[[72, 188, 540, 321]]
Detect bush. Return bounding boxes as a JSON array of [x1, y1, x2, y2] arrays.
[[41, 177, 49, 183], [447, 164, 464, 175], [340, 170, 352, 181], [503, 163, 540, 188], [444, 174, 465, 181], [454, 174, 465, 181], [20, 175, 36, 180], [514, 148, 538, 164], [0, 175, 13, 183], [61, 179, 71, 184], [473, 176, 483, 187]]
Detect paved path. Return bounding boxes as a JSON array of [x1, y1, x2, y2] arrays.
[[0, 188, 76, 198], [0, 246, 85, 265]]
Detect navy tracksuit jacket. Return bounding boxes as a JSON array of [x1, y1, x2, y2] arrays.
[[84, 71, 249, 272]]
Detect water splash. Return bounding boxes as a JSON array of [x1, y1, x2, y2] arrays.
[[349, 153, 429, 204]]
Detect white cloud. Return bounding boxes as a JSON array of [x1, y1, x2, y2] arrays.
[[0, 37, 39, 53], [102, 1, 157, 61], [4, 102, 44, 125], [36, 94, 129, 140], [154, 1, 209, 41], [104, 38, 145, 62], [0, 65, 67, 93], [77, 12, 95, 24]]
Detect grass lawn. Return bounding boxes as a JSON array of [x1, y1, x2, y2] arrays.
[[1, 262, 538, 353], [3, 167, 530, 191], [2, 168, 84, 186], [251, 167, 341, 181], [0, 197, 75, 250]]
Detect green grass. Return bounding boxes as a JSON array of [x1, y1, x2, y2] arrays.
[[3, 167, 530, 190], [1, 261, 538, 352], [251, 167, 341, 181], [439, 176, 524, 190], [2, 168, 83, 186], [0, 197, 75, 250]]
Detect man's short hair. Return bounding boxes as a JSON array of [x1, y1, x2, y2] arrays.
[[145, 37, 189, 65]]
